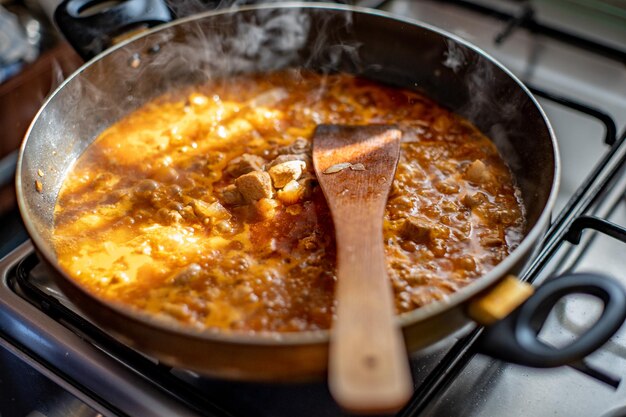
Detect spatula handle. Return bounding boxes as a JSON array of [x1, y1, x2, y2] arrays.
[[329, 212, 413, 414], [312, 124, 412, 412]]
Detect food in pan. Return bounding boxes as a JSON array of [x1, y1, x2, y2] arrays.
[[52, 70, 525, 332]]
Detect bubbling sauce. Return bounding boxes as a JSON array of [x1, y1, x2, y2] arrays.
[[52, 71, 525, 332]]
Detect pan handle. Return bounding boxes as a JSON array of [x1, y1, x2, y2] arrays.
[[475, 272, 626, 368], [54, 0, 172, 60]]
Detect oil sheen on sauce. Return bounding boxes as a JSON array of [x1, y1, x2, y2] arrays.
[[52, 71, 525, 332]]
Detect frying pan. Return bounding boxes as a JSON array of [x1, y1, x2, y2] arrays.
[[16, 2, 626, 380]]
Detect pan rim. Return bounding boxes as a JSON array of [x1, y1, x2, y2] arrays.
[[16, 1, 560, 346]]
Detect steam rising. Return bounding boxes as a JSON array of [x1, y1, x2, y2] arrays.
[[65, 4, 362, 123], [442, 39, 466, 73], [53, 4, 531, 172], [26, 3, 550, 242], [40, 4, 360, 196], [127, 7, 312, 86], [53, 3, 530, 181], [442, 38, 526, 172]]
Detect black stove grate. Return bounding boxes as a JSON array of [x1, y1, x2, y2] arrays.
[[394, 1, 626, 413], [439, 0, 626, 63]]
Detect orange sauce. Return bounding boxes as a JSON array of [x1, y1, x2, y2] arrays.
[[52, 71, 524, 332]]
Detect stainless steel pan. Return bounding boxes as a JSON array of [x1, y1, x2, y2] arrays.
[[16, 2, 626, 381]]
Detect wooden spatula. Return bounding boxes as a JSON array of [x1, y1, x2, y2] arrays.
[[312, 124, 413, 414]]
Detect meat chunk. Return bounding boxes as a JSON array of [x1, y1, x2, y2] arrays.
[[225, 153, 265, 178], [276, 180, 305, 205], [190, 200, 231, 223], [481, 234, 503, 247], [277, 138, 310, 155], [269, 160, 306, 188], [220, 184, 244, 205], [156, 207, 183, 224], [399, 218, 432, 244], [266, 154, 311, 169], [462, 192, 488, 208], [235, 171, 273, 202], [465, 159, 492, 184], [297, 175, 316, 199], [254, 197, 280, 220]]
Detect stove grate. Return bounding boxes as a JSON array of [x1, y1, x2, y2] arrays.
[[394, 1, 626, 412], [439, 0, 626, 63]]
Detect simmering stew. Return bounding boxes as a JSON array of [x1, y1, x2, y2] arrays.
[[52, 71, 525, 332]]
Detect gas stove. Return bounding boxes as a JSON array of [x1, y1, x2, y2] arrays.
[[1, 1, 625, 416]]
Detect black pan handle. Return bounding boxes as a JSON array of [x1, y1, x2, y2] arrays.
[[477, 272, 626, 368], [54, 0, 172, 60]]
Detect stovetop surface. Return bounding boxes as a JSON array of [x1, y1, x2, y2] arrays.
[[1, 1, 625, 416]]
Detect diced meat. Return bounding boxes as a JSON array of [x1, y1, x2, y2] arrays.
[[156, 207, 183, 224], [179, 205, 195, 221], [297, 175, 316, 199], [465, 159, 492, 184], [277, 138, 310, 155], [266, 154, 311, 170], [462, 192, 488, 208], [191, 200, 231, 222], [221, 184, 244, 205], [399, 218, 432, 244], [481, 234, 503, 247], [225, 153, 266, 178], [214, 220, 236, 235], [254, 198, 279, 220], [235, 171, 273, 202], [269, 160, 306, 188], [276, 180, 305, 205]]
